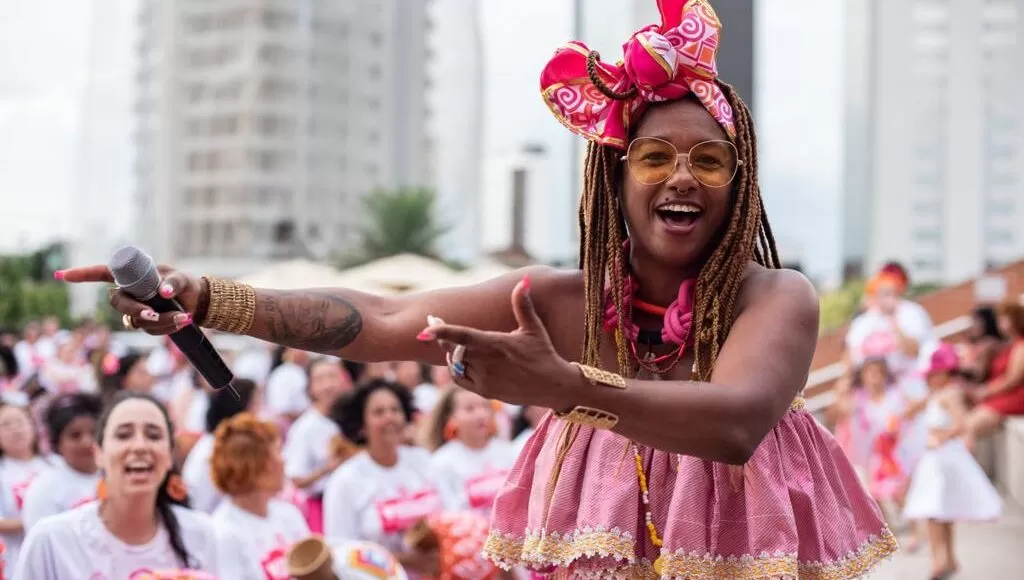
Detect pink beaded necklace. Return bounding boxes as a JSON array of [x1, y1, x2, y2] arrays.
[[603, 272, 696, 375]]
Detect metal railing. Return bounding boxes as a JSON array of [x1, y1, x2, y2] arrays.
[[804, 315, 975, 414]]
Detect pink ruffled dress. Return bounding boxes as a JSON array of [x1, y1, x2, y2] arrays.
[[484, 404, 896, 579], [482, 282, 897, 579]]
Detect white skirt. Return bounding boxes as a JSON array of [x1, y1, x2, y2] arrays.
[[902, 438, 1002, 522]]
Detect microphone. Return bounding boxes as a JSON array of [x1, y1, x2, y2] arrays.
[[109, 246, 238, 398]]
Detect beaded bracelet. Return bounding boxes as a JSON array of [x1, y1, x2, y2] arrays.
[[200, 277, 256, 335]]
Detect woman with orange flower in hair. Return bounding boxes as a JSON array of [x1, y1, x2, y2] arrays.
[[210, 413, 310, 580], [16, 392, 218, 579], [424, 388, 517, 517]]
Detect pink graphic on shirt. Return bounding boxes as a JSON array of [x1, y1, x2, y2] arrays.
[[11, 472, 40, 511], [464, 467, 509, 510], [260, 534, 291, 580], [375, 488, 443, 535], [70, 494, 97, 509], [859, 329, 898, 360]]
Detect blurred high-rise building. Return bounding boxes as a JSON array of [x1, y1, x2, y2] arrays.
[[134, 0, 434, 276], [842, 0, 1022, 284], [428, 0, 484, 264]]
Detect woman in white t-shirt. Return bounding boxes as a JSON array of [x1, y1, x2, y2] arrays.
[[16, 392, 219, 579], [211, 412, 311, 579], [424, 388, 517, 516], [284, 357, 352, 533], [21, 392, 103, 530], [0, 403, 54, 576], [265, 348, 311, 429], [39, 339, 97, 395], [323, 380, 448, 577], [181, 379, 260, 513]]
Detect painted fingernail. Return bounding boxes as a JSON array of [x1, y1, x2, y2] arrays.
[[140, 310, 159, 322], [53, 270, 65, 281], [522, 275, 531, 293], [173, 313, 192, 328], [159, 283, 174, 297], [416, 330, 436, 341]]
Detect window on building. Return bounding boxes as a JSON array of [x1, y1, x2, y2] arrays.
[[987, 199, 1014, 214], [259, 45, 293, 66], [260, 10, 295, 30], [912, 257, 943, 272], [912, 228, 942, 243], [986, 229, 1014, 244]]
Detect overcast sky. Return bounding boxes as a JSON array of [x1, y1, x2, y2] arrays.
[[0, 0, 844, 282]]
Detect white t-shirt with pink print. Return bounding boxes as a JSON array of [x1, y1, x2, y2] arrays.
[[212, 498, 310, 580], [322, 446, 453, 555], [14, 502, 219, 580], [20, 459, 100, 531], [0, 456, 54, 576], [430, 438, 517, 516]]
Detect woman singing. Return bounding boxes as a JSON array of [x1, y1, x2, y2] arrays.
[[16, 392, 218, 579], [61, 0, 894, 576]]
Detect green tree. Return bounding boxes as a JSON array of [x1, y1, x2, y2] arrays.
[[341, 187, 450, 267], [0, 249, 71, 328], [819, 279, 866, 335]]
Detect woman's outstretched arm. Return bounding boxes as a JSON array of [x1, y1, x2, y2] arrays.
[[60, 264, 561, 365]]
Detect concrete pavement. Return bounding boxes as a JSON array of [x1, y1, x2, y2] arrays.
[[870, 498, 1024, 579]]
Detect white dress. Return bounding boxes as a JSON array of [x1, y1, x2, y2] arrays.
[[902, 397, 1002, 522]]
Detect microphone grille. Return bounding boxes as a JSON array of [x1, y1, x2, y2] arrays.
[[109, 246, 161, 300]]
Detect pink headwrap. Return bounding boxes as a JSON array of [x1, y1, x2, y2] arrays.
[[540, 0, 735, 150]]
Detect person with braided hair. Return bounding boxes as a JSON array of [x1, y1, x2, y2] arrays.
[[62, 0, 895, 576]]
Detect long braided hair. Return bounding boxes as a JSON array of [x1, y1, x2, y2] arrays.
[[577, 82, 781, 380]]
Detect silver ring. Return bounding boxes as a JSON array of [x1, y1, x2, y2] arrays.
[[449, 345, 467, 378], [451, 344, 466, 365], [450, 360, 466, 378]]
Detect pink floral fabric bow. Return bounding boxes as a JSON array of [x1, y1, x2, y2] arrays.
[[540, 0, 735, 149]]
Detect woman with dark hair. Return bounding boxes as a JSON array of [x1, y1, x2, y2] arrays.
[[283, 358, 350, 533], [180, 379, 259, 512], [66, 0, 894, 575], [965, 300, 1024, 449], [98, 352, 155, 407], [0, 403, 52, 575], [0, 345, 19, 393], [21, 393, 102, 530], [322, 380, 448, 576], [960, 306, 1005, 383], [16, 392, 219, 578]]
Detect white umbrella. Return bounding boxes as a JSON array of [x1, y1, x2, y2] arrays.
[[336, 254, 456, 294], [237, 259, 349, 290]]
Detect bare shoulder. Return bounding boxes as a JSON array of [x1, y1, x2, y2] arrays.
[[736, 263, 819, 324], [521, 264, 584, 316]]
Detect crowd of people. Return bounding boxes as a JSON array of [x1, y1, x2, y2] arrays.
[[0, 319, 543, 578], [2, 1, 1021, 578], [826, 263, 1024, 579]]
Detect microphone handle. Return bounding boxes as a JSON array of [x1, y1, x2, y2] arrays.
[[139, 294, 235, 390]]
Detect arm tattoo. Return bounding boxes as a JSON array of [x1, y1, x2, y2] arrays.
[[255, 290, 363, 353]]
